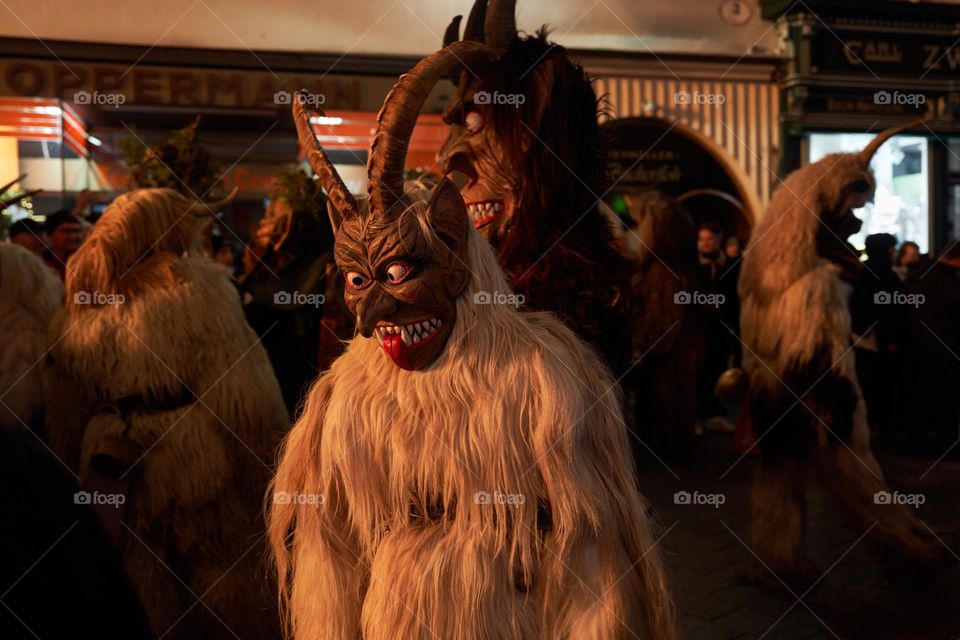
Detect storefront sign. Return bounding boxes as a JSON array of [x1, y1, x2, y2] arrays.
[[812, 31, 960, 79], [0, 60, 393, 111]]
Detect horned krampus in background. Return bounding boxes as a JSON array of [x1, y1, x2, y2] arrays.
[[270, 42, 675, 639], [740, 121, 954, 588], [620, 191, 706, 460], [240, 168, 335, 414], [438, 0, 630, 373], [0, 243, 62, 434], [45, 189, 288, 639]]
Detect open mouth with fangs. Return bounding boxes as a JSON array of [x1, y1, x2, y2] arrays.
[[375, 317, 443, 369], [464, 200, 504, 228]]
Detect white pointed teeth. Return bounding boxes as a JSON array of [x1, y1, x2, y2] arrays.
[[375, 317, 442, 347], [466, 200, 504, 224]]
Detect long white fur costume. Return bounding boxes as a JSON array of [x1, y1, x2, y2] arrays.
[[0, 243, 63, 432], [45, 188, 289, 639], [739, 125, 948, 581], [269, 184, 675, 639]]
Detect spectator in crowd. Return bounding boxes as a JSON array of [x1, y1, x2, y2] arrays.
[[8, 218, 46, 256], [697, 223, 726, 283], [721, 234, 743, 366], [850, 233, 907, 440], [904, 241, 960, 454], [43, 210, 84, 280], [725, 235, 743, 261], [696, 223, 737, 433], [210, 232, 239, 275], [894, 240, 920, 281]]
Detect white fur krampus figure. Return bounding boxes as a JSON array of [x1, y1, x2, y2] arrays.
[[0, 243, 62, 434], [269, 42, 675, 640], [740, 121, 951, 587], [45, 189, 288, 639]]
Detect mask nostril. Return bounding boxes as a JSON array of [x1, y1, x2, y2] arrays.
[[446, 170, 470, 190]]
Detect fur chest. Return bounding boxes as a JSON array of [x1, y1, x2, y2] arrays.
[[321, 342, 548, 539]]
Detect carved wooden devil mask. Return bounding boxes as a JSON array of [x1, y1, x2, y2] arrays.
[[293, 43, 494, 370]]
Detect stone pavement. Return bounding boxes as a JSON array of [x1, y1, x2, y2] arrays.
[[634, 432, 960, 640]]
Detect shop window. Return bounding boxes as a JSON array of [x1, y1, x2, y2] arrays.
[[808, 133, 929, 254]]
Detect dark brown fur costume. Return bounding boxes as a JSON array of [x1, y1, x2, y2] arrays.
[[438, 0, 630, 373], [621, 191, 706, 459]]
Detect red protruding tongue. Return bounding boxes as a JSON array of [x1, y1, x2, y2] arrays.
[[382, 334, 411, 370]]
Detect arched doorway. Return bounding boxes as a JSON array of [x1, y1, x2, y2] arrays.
[[602, 116, 760, 243]]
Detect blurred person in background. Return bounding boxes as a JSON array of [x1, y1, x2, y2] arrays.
[[894, 240, 920, 281], [850, 233, 906, 441], [43, 210, 84, 280], [621, 191, 706, 461], [697, 222, 737, 433], [725, 235, 743, 261], [904, 241, 960, 454], [8, 218, 46, 256], [210, 232, 239, 275], [722, 234, 744, 366], [239, 169, 334, 415]]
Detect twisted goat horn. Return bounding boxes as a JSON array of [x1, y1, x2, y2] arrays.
[[859, 119, 925, 166], [292, 93, 359, 223], [484, 0, 515, 54], [367, 41, 496, 220]]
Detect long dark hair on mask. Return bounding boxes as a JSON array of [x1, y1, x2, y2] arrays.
[[478, 29, 627, 362]]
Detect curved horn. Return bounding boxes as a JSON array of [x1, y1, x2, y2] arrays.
[[190, 186, 238, 216], [463, 0, 487, 42], [859, 119, 925, 166], [442, 15, 462, 48], [0, 173, 27, 196], [484, 0, 516, 53], [367, 42, 496, 219], [292, 92, 358, 219]]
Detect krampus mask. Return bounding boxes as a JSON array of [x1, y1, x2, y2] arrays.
[[436, 0, 629, 371], [744, 120, 921, 300], [294, 42, 496, 371], [437, 0, 604, 246]]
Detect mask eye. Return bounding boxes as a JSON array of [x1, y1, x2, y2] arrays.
[[464, 110, 484, 135], [385, 262, 415, 284], [344, 271, 372, 290]]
